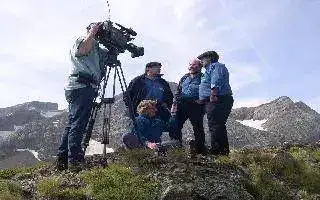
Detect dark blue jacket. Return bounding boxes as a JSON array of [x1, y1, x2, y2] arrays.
[[174, 72, 203, 103], [123, 74, 174, 117], [132, 114, 176, 145]]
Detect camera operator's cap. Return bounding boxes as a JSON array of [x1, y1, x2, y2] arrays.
[[197, 51, 219, 61], [146, 62, 162, 68]]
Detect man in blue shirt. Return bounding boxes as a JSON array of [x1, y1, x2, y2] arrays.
[[123, 62, 173, 123], [56, 22, 107, 172], [198, 51, 233, 156], [170, 58, 206, 154]]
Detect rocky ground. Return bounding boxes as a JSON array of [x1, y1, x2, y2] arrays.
[[0, 144, 319, 200]]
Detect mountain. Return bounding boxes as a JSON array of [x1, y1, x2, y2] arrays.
[[0, 101, 58, 118], [0, 101, 61, 134], [231, 96, 320, 145], [0, 90, 319, 166], [0, 101, 64, 162]]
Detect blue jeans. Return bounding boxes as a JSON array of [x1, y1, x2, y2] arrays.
[[57, 87, 96, 164]]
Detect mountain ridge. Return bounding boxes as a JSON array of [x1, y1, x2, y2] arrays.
[[0, 94, 319, 166]]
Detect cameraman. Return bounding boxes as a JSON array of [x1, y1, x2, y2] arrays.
[[56, 22, 106, 172]]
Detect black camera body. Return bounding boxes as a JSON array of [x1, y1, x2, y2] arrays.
[[96, 20, 144, 59]]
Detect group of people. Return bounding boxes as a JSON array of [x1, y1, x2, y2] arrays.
[[56, 22, 233, 172], [122, 51, 233, 156]]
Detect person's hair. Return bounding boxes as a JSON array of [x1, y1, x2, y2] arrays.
[[146, 62, 162, 68], [137, 100, 157, 115], [197, 51, 219, 63]]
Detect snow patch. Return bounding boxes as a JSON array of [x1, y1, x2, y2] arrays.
[[16, 149, 41, 161], [236, 119, 267, 131], [28, 106, 36, 111], [85, 139, 114, 155], [41, 111, 63, 118], [14, 125, 23, 131], [0, 131, 13, 139], [53, 120, 60, 128]]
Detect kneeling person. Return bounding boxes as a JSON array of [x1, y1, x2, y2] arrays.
[[122, 100, 175, 149]]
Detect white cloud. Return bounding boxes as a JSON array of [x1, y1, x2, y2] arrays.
[[0, 0, 292, 109], [229, 63, 262, 91]]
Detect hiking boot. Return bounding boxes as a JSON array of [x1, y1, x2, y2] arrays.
[[55, 157, 68, 171], [208, 147, 220, 155], [189, 139, 197, 158], [196, 146, 208, 156], [209, 148, 229, 156], [68, 162, 84, 173]]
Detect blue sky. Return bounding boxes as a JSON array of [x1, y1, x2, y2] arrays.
[[0, 0, 319, 112]]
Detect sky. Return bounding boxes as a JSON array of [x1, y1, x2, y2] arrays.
[[0, 0, 319, 112]]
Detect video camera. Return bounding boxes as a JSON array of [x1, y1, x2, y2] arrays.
[[95, 20, 144, 58], [82, 20, 144, 154]]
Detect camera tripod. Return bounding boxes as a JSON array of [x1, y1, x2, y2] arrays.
[[82, 56, 136, 156]]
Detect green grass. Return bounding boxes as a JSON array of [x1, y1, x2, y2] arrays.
[[0, 162, 49, 179], [82, 164, 159, 200], [225, 147, 320, 198], [36, 163, 159, 200], [2, 147, 319, 200], [37, 176, 86, 200], [0, 180, 23, 200], [119, 148, 162, 170]]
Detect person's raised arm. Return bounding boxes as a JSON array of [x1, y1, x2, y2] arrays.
[[77, 23, 101, 57]]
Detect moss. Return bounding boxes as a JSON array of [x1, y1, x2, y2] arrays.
[[0, 162, 49, 179], [0, 180, 23, 200], [82, 164, 159, 200], [249, 164, 293, 200], [37, 176, 86, 200], [166, 148, 187, 163], [285, 147, 320, 194], [120, 148, 162, 170]]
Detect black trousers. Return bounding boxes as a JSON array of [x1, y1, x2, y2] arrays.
[[205, 95, 234, 155], [171, 101, 206, 153]]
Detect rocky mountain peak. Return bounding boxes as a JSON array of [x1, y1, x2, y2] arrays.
[[0, 101, 60, 132], [273, 96, 293, 104], [0, 101, 58, 118], [262, 96, 293, 108], [14, 101, 58, 112]]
